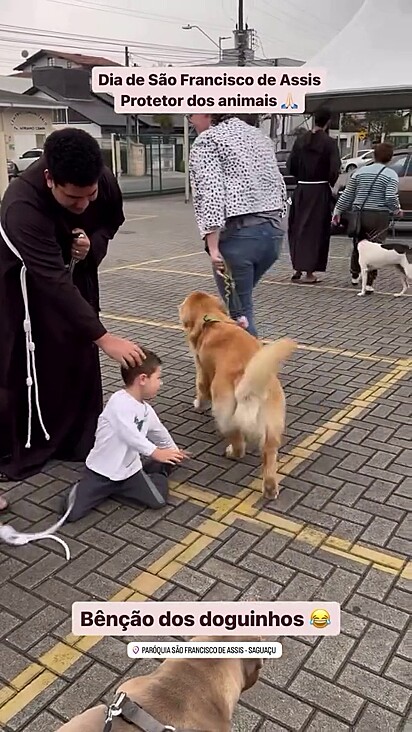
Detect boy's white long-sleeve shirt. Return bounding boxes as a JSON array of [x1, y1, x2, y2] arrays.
[[86, 390, 176, 481]]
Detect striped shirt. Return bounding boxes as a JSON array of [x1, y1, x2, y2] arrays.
[[334, 162, 400, 215]]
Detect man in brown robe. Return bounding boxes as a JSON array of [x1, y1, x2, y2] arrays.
[[287, 108, 341, 284], [0, 128, 144, 494]]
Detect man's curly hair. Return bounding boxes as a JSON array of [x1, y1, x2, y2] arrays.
[[44, 128, 104, 187]]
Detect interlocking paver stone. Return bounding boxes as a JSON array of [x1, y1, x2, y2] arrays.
[[0, 198, 411, 731], [289, 669, 364, 724]]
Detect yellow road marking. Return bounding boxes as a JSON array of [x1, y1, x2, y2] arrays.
[[101, 311, 400, 365], [0, 518, 227, 725], [1, 338, 410, 722], [101, 252, 199, 274], [105, 262, 411, 299], [125, 215, 158, 222]]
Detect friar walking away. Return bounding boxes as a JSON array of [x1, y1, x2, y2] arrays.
[[287, 108, 341, 284], [0, 128, 144, 493]]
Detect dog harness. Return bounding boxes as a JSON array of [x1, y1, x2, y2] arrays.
[[103, 692, 212, 732]]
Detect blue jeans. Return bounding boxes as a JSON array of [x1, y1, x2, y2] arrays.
[[213, 221, 283, 337]]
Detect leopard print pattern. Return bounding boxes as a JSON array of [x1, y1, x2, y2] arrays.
[[189, 117, 287, 239]]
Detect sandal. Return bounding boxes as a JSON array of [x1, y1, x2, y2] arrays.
[[291, 271, 302, 281], [0, 495, 9, 511], [0, 472, 10, 483]]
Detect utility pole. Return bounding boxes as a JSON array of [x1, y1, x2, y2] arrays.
[[124, 46, 132, 174], [237, 0, 247, 67]]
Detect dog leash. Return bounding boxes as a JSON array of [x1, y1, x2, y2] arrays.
[[0, 482, 77, 560], [103, 691, 212, 732], [218, 259, 244, 318]]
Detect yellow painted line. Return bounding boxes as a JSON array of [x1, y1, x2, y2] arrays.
[[103, 312, 183, 331], [263, 277, 412, 299], [1, 351, 410, 722], [108, 262, 411, 300], [125, 215, 158, 221], [401, 561, 412, 581], [101, 311, 399, 364], [0, 517, 228, 725], [101, 251, 198, 274], [0, 687, 16, 706]]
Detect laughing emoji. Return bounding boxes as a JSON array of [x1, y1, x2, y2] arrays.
[[310, 609, 331, 629]]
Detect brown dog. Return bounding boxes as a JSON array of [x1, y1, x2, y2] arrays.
[[55, 635, 263, 731], [179, 291, 297, 498]]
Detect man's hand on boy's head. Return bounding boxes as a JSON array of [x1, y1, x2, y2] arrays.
[[152, 447, 187, 465]]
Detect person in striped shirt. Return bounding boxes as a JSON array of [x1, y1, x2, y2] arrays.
[[332, 142, 402, 292]]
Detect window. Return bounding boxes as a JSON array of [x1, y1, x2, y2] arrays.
[[22, 150, 42, 159], [67, 61, 72, 68], [388, 155, 408, 176], [405, 156, 412, 176], [52, 108, 68, 124], [47, 57, 55, 66]]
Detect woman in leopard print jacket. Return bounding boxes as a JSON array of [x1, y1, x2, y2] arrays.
[[188, 114, 287, 337]]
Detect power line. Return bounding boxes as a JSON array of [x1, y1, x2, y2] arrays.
[[47, 0, 231, 35], [258, 0, 337, 35], [0, 23, 217, 57]]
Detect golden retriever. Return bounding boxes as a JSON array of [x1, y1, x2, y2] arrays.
[[56, 635, 263, 732], [178, 291, 297, 498]]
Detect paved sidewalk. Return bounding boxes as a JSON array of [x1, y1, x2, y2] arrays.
[[0, 196, 411, 732]]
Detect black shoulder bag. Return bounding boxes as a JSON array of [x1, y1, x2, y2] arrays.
[[347, 166, 386, 239]]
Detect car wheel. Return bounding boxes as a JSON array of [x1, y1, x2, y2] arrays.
[[346, 164, 356, 172]]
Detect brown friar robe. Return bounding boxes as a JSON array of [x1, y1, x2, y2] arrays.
[[0, 157, 125, 481]]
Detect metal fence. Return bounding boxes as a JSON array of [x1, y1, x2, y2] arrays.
[[100, 133, 193, 197]]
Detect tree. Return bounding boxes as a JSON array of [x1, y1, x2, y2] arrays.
[[341, 113, 364, 133], [364, 111, 405, 138], [157, 114, 173, 134]]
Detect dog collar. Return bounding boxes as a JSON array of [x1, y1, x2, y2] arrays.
[[202, 314, 222, 324], [103, 691, 211, 732]]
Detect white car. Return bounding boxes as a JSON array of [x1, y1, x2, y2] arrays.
[[13, 148, 43, 173], [341, 149, 374, 173]]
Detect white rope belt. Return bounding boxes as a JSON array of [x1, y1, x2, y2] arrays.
[[0, 220, 50, 449], [0, 483, 77, 560], [297, 180, 328, 184]]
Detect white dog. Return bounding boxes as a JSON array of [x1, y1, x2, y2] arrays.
[[357, 239, 412, 297]]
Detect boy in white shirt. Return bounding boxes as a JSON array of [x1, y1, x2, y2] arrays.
[[65, 349, 186, 521]]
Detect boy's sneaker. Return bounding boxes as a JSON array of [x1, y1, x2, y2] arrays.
[[365, 285, 374, 295], [351, 276, 360, 286]]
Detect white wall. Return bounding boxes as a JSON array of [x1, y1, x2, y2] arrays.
[[0, 75, 32, 93], [52, 121, 102, 138], [29, 91, 102, 139], [1, 107, 54, 160]]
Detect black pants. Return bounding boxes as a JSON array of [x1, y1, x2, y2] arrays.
[[350, 209, 391, 285], [65, 459, 171, 522]]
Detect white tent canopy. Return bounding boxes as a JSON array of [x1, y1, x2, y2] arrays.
[[304, 0, 412, 112]]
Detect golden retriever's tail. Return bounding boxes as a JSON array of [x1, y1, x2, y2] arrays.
[[233, 338, 297, 440]]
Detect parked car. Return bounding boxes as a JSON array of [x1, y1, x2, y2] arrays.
[[340, 149, 374, 173], [275, 149, 296, 191], [13, 148, 43, 173], [336, 148, 412, 231], [276, 149, 290, 174], [7, 160, 18, 180]]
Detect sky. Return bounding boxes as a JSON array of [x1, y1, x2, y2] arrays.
[[0, 0, 363, 74]]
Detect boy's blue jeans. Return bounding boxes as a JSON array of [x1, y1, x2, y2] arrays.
[[213, 220, 284, 337]]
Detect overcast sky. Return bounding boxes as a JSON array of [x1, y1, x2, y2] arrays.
[[0, 0, 363, 74]]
